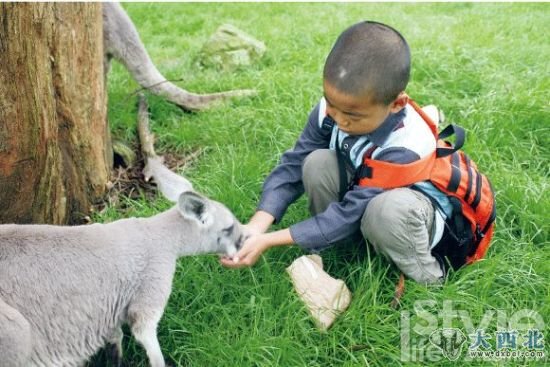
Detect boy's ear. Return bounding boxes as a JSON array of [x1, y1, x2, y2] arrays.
[[389, 92, 409, 113]]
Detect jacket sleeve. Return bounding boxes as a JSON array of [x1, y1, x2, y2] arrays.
[[257, 103, 331, 223], [289, 147, 421, 251]]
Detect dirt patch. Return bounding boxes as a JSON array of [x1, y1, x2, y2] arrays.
[[92, 146, 204, 216]]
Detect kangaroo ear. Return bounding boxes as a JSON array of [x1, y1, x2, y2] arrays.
[[177, 191, 213, 226], [144, 156, 194, 202]]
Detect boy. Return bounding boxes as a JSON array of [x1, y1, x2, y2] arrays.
[[221, 21, 454, 284]]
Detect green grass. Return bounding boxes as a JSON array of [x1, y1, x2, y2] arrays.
[[101, 3, 549, 366]]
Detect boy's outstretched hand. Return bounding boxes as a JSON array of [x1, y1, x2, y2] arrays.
[[220, 233, 269, 268], [220, 227, 295, 269]]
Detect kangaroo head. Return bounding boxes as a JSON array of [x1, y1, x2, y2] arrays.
[[177, 191, 247, 256]]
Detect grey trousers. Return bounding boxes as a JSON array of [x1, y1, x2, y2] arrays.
[[302, 149, 443, 284]]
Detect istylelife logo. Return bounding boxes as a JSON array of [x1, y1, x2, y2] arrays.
[[400, 300, 546, 362]]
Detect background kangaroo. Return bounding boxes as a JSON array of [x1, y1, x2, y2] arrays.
[[102, 2, 256, 111], [0, 97, 247, 367]]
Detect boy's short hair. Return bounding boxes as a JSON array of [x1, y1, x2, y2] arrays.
[[323, 21, 411, 105]]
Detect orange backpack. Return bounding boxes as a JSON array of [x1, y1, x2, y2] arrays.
[[356, 100, 496, 267]]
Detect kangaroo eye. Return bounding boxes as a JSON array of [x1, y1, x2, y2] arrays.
[[221, 224, 234, 236]]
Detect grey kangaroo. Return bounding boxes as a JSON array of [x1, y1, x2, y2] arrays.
[[0, 97, 247, 366], [102, 2, 256, 111]]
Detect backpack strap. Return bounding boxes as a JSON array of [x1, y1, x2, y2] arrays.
[[436, 124, 466, 158], [356, 153, 435, 189], [335, 134, 351, 201], [408, 99, 438, 137], [409, 99, 466, 157]]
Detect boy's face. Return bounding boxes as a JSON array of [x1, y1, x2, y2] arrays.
[[323, 81, 406, 135]]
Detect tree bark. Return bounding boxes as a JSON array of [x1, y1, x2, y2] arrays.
[[0, 3, 111, 224]]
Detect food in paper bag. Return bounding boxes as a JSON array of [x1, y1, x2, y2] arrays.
[[286, 255, 351, 330]]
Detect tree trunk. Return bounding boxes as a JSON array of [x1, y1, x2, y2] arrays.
[[0, 3, 111, 224]]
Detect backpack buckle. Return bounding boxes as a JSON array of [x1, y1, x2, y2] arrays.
[[355, 164, 373, 180], [475, 224, 484, 240], [321, 116, 335, 131]]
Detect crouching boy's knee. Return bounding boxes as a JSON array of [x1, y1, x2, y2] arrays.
[[302, 149, 344, 215], [360, 188, 443, 284], [302, 149, 339, 190]]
